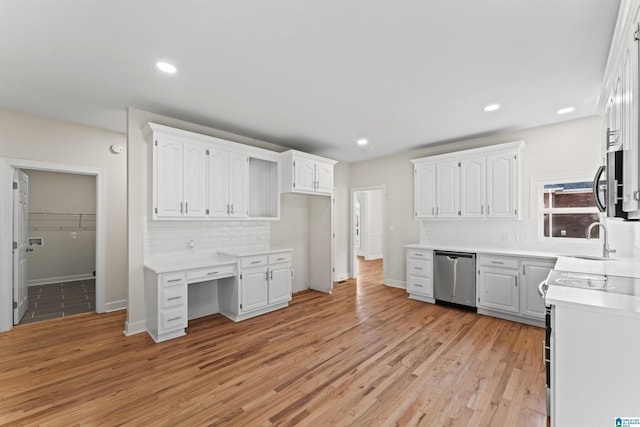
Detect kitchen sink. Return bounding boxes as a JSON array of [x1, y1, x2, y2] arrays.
[[567, 255, 618, 261]]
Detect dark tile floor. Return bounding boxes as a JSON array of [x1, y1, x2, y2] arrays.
[[20, 279, 95, 324]]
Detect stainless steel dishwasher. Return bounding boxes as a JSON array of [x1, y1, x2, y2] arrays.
[[434, 251, 477, 308]]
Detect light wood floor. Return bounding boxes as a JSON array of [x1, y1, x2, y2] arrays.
[[0, 258, 547, 426]]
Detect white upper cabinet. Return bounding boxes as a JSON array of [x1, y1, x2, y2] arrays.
[[153, 134, 208, 219], [411, 141, 523, 220], [209, 149, 249, 218], [486, 150, 519, 218], [436, 159, 460, 218], [414, 162, 437, 218], [280, 150, 337, 195], [600, 1, 640, 218], [147, 123, 280, 220], [460, 156, 486, 218]]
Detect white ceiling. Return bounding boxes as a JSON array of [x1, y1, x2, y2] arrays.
[[0, 0, 620, 163]]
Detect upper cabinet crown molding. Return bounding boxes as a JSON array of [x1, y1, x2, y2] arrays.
[[411, 141, 524, 220], [280, 150, 337, 196]]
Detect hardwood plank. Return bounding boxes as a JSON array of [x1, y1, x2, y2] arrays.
[[0, 258, 547, 426]]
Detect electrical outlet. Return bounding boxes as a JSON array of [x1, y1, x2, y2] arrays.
[[187, 240, 195, 250], [71, 232, 77, 239]]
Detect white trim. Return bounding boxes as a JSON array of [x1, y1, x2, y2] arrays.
[[105, 299, 127, 312], [0, 158, 107, 333], [123, 319, 147, 336], [384, 278, 405, 289], [28, 273, 95, 286]]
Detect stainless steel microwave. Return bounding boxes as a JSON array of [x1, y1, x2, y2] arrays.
[[592, 141, 628, 219]]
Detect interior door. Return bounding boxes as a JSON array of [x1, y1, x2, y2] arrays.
[[13, 169, 29, 324]]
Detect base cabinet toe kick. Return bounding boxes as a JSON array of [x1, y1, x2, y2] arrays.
[[144, 250, 292, 343]]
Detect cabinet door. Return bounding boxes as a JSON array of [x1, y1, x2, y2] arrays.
[[486, 151, 518, 218], [268, 263, 291, 304], [622, 24, 640, 213], [228, 152, 248, 217], [183, 142, 208, 218], [155, 136, 184, 217], [521, 261, 553, 320], [293, 157, 316, 192], [478, 267, 519, 313], [460, 156, 486, 218], [240, 266, 268, 312], [414, 163, 437, 218], [208, 149, 229, 217], [436, 159, 460, 218], [315, 162, 333, 194], [407, 276, 433, 297]]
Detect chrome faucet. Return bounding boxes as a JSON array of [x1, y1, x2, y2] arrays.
[[586, 222, 616, 258]]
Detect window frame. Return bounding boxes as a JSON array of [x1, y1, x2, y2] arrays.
[[532, 173, 602, 244]]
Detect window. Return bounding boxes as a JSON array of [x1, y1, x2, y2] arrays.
[[541, 180, 600, 239]]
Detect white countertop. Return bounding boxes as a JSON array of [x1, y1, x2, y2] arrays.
[[546, 256, 640, 317], [144, 253, 237, 274], [405, 243, 559, 259], [217, 246, 292, 257]]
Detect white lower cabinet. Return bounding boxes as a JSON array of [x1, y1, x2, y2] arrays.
[[145, 271, 188, 343], [406, 248, 434, 302], [477, 254, 554, 326], [520, 259, 554, 320], [219, 250, 292, 321]]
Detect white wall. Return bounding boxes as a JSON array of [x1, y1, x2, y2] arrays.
[[333, 162, 350, 281], [0, 108, 127, 305], [345, 116, 635, 287], [24, 170, 96, 284]]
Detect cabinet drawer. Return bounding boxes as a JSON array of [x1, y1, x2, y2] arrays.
[[161, 286, 186, 310], [479, 255, 518, 269], [407, 249, 432, 260], [268, 252, 291, 264], [408, 259, 431, 277], [407, 276, 432, 296], [160, 308, 187, 332], [186, 264, 235, 282], [240, 255, 268, 269], [161, 273, 186, 288]]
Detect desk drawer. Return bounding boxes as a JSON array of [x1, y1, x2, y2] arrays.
[[186, 264, 235, 282], [160, 308, 187, 332], [161, 286, 186, 309], [268, 252, 291, 265], [241, 255, 268, 269], [408, 249, 432, 260], [161, 273, 186, 288], [408, 259, 431, 277]]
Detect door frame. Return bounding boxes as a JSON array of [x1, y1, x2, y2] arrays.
[[0, 158, 106, 333], [350, 185, 386, 280]]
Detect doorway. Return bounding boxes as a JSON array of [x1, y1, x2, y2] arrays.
[[0, 158, 106, 332], [18, 170, 97, 324], [351, 186, 385, 282]]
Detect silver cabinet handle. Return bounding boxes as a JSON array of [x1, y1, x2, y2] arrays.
[[491, 261, 504, 265], [487, 205, 490, 215], [167, 316, 182, 322], [180, 202, 183, 214], [277, 257, 285, 261], [414, 267, 424, 270], [414, 253, 423, 257], [436, 206, 439, 215], [231, 204, 234, 214], [515, 277, 518, 287], [481, 205, 484, 215], [431, 207, 434, 215], [251, 260, 261, 264], [270, 270, 273, 280], [185, 202, 189, 214], [265, 271, 269, 280], [226, 204, 230, 215], [207, 271, 219, 276], [414, 283, 423, 287], [167, 278, 182, 283], [168, 296, 182, 301]]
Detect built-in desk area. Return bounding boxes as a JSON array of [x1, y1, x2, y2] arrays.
[[144, 248, 292, 343]]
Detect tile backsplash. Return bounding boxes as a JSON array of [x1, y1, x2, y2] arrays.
[[144, 220, 270, 256]]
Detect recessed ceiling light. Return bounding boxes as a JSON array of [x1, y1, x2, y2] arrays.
[[557, 107, 575, 115], [357, 138, 368, 146], [156, 62, 177, 74], [484, 104, 500, 112]]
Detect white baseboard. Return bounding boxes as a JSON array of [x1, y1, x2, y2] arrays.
[[334, 272, 349, 282], [384, 278, 406, 289], [28, 273, 95, 286], [123, 319, 147, 336], [105, 299, 127, 312]]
